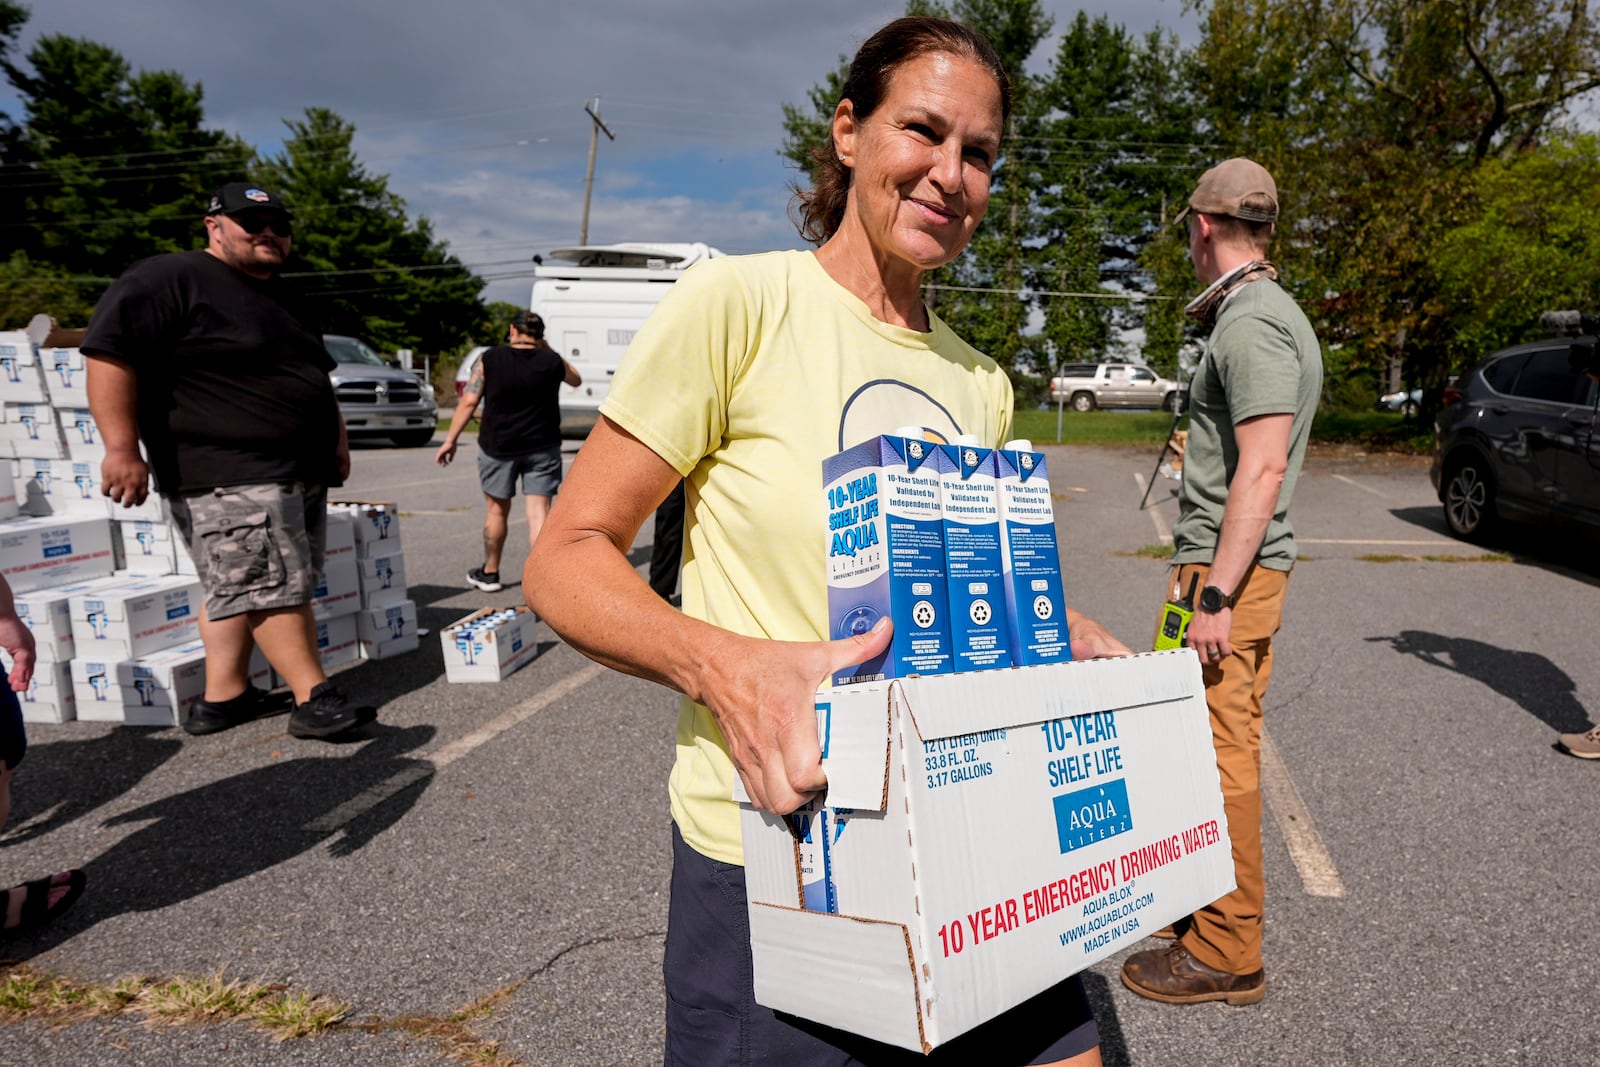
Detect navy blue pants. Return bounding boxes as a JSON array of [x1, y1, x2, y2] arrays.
[[1, 668, 24, 770]]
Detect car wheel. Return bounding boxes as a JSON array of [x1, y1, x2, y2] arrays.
[[1163, 392, 1183, 413], [1443, 455, 1496, 541], [1070, 392, 1096, 413], [394, 428, 437, 448]]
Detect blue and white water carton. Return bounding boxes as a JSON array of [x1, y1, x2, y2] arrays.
[[938, 436, 1013, 672], [824, 429, 953, 685], [997, 439, 1071, 665]]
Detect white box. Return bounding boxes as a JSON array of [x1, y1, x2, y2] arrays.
[[356, 549, 407, 608], [0, 514, 116, 592], [17, 659, 75, 723], [14, 576, 128, 662], [107, 481, 167, 523], [40, 348, 88, 408], [442, 606, 540, 682], [71, 656, 127, 720], [0, 462, 15, 520], [0, 332, 35, 368], [356, 598, 419, 659], [311, 553, 361, 620], [323, 508, 356, 562], [0, 359, 48, 403], [314, 613, 360, 670], [118, 639, 208, 724], [55, 407, 105, 462], [1, 403, 66, 460], [16, 458, 106, 518], [332, 500, 402, 557], [117, 525, 177, 575], [69, 574, 202, 660], [740, 651, 1234, 1053]]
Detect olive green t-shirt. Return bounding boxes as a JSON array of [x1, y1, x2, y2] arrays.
[[1172, 278, 1322, 571]]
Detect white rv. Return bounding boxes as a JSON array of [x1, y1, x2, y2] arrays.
[[532, 242, 723, 434]]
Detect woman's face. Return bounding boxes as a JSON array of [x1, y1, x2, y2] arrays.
[[834, 51, 1004, 274]]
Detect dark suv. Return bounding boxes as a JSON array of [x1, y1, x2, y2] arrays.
[[1431, 325, 1600, 541]]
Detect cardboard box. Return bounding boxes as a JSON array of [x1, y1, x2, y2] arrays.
[[0, 514, 116, 592], [55, 407, 105, 462], [356, 598, 419, 659], [70, 656, 128, 721], [314, 613, 360, 670], [739, 651, 1233, 1053], [310, 553, 361, 620], [40, 348, 88, 408], [106, 480, 167, 524], [332, 500, 402, 558], [0, 462, 15, 521], [1, 402, 66, 459], [17, 659, 75, 723], [16, 457, 106, 518], [68, 574, 202, 660], [118, 639, 208, 724], [0, 358, 48, 403], [356, 549, 407, 608], [442, 606, 539, 683], [996, 443, 1070, 666], [117, 525, 178, 575], [12, 577, 127, 661], [324, 508, 356, 561], [0, 330, 35, 367]]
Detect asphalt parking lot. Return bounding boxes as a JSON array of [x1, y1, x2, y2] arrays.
[[4, 435, 1596, 1066]]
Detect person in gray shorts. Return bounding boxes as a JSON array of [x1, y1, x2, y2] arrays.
[[436, 310, 580, 592], [82, 181, 376, 741]]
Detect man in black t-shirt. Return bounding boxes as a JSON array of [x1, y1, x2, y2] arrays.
[[436, 311, 580, 592], [83, 182, 376, 741]]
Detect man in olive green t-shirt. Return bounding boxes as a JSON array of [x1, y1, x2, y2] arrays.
[[1122, 158, 1322, 1007]]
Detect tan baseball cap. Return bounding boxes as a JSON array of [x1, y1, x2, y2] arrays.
[[1174, 158, 1278, 225]]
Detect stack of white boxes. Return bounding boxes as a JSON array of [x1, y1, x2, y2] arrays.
[[331, 500, 419, 663], [1, 318, 207, 725]]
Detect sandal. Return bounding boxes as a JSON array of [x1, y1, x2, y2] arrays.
[[1, 869, 86, 939]]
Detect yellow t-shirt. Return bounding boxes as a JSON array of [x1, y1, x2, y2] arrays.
[[601, 249, 1014, 865]]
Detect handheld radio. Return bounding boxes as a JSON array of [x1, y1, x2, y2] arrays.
[[1154, 574, 1199, 651]]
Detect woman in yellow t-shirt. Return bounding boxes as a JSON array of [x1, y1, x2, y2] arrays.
[[527, 15, 1129, 1067]]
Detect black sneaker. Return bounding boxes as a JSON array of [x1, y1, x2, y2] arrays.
[[182, 686, 291, 736], [466, 566, 504, 592], [288, 682, 377, 739]]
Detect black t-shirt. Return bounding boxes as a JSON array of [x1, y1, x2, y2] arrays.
[[478, 342, 567, 456], [81, 250, 342, 493]]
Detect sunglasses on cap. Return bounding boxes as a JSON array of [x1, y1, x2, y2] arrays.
[[227, 211, 292, 237]]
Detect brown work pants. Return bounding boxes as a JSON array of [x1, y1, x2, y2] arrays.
[[1160, 561, 1290, 976]]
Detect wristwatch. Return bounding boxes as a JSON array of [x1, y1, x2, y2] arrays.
[[1198, 585, 1239, 613]]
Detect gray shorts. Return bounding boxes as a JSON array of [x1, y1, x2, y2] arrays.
[[168, 483, 326, 622], [478, 446, 563, 500]]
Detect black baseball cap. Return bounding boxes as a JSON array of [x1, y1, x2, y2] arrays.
[[206, 182, 292, 217]]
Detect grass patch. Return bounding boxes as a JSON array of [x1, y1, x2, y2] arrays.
[[357, 979, 527, 1066], [1358, 552, 1511, 563], [1117, 543, 1174, 559]]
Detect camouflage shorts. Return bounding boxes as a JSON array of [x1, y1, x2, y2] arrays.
[[167, 483, 327, 622]]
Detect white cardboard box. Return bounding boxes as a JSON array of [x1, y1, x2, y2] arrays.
[[442, 606, 540, 682], [0, 514, 116, 592], [1, 402, 66, 459], [55, 407, 105, 462], [107, 482, 167, 524], [70, 656, 129, 721], [118, 639, 208, 724], [0, 358, 48, 403], [311, 553, 361, 620], [0, 462, 15, 520], [68, 573, 202, 660], [356, 598, 419, 659], [17, 659, 74, 723], [16, 457, 106, 518], [332, 500, 402, 558], [117, 524, 177, 575], [13, 576, 127, 662], [739, 650, 1234, 1053], [0, 331, 35, 367], [356, 549, 408, 608], [324, 508, 356, 562], [40, 348, 88, 407], [315, 613, 360, 670]]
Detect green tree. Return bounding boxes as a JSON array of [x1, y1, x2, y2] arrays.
[[0, 32, 252, 279], [258, 108, 485, 354]]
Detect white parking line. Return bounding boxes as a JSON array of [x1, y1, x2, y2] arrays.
[[1330, 473, 1387, 498], [1261, 728, 1346, 898], [303, 662, 607, 832], [1131, 473, 1173, 544]]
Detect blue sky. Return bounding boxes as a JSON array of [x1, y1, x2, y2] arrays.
[[10, 1, 1196, 306]]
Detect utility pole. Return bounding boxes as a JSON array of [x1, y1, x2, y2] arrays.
[[580, 97, 615, 246]]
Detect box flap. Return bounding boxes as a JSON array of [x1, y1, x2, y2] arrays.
[[749, 904, 927, 1054], [732, 683, 893, 811], [897, 650, 1201, 741]]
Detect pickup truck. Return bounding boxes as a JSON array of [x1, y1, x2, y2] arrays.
[[1049, 362, 1185, 412]]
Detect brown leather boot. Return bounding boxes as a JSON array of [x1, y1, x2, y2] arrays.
[[1121, 942, 1266, 1005]]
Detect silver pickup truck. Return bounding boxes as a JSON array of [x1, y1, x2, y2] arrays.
[[1049, 362, 1185, 412]]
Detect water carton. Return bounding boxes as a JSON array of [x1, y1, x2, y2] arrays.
[[824, 429, 953, 685], [356, 598, 419, 659], [17, 458, 106, 518], [310, 554, 361, 620], [0, 462, 15, 520], [938, 437, 1013, 673], [442, 606, 540, 682], [0, 514, 115, 592], [68, 574, 202, 660], [18, 659, 74, 723], [315, 614, 360, 670], [356, 549, 408, 609], [996, 440, 1071, 665]]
